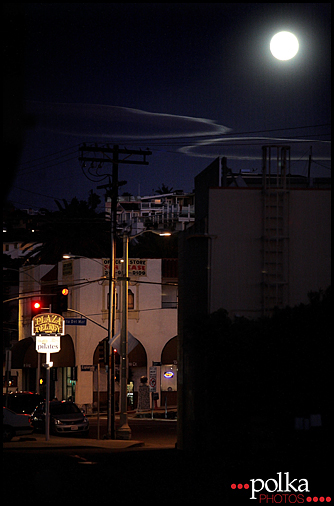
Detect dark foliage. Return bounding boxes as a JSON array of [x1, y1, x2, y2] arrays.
[[201, 287, 331, 419], [21, 194, 112, 264]]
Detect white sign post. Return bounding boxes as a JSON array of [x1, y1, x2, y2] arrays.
[[149, 366, 157, 419], [149, 366, 157, 392], [33, 313, 64, 441]]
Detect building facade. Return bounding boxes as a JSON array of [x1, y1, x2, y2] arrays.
[[106, 190, 195, 234], [180, 153, 331, 320], [177, 150, 331, 451], [13, 257, 178, 412]]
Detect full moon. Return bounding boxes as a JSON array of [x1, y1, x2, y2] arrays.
[[270, 31, 299, 60]]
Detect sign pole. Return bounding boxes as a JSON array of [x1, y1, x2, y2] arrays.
[[45, 352, 50, 441], [32, 312, 64, 442], [97, 363, 100, 440]]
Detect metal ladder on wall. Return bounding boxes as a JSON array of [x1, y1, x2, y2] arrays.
[[262, 146, 290, 316]]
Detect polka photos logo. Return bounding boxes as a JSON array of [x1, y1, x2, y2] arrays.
[[230, 472, 331, 504]]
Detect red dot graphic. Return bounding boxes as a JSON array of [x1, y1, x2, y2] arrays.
[[326, 499, 331, 503], [238, 484, 243, 489], [244, 484, 250, 489], [231, 484, 236, 489], [306, 498, 312, 503], [314, 498, 319, 503]]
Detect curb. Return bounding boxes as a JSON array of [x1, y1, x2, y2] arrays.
[[3, 434, 145, 451]]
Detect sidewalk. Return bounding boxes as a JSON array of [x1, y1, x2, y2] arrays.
[[3, 406, 178, 451], [3, 432, 145, 450], [91, 405, 177, 419]]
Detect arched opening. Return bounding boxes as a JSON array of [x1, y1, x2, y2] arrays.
[[92, 335, 147, 411], [161, 336, 177, 407]]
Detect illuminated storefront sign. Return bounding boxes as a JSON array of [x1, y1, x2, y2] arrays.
[[103, 258, 147, 278], [32, 313, 65, 336], [164, 371, 174, 379], [35, 335, 61, 353]]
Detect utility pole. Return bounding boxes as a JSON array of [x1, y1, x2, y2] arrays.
[[307, 146, 312, 187], [79, 144, 152, 439]]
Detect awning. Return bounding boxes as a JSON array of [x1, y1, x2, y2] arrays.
[[10, 335, 75, 368], [11, 337, 34, 369]]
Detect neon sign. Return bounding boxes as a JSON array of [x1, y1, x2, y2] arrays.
[[163, 371, 174, 379]]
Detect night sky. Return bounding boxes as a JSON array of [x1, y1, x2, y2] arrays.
[[4, 3, 331, 211]]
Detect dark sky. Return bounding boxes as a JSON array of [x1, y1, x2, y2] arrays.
[[4, 3, 331, 211]]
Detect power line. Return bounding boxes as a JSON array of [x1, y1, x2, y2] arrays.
[[17, 154, 79, 176], [17, 144, 81, 170]]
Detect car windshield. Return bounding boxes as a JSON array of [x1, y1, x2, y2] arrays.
[[50, 402, 81, 415]]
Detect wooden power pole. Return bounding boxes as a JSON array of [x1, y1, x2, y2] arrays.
[[79, 144, 152, 438]]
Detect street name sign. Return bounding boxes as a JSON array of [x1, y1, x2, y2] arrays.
[[65, 318, 87, 326], [81, 365, 97, 372]]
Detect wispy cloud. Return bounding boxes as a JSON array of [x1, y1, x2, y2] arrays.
[[180, 136, 331, 161], [27, 101, 231, 139], [27, 101, 330, 166]]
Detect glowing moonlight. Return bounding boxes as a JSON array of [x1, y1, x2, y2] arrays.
[[270, 31, 299, 60]]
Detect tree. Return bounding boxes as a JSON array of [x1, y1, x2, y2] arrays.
[[87, 189, 101, 210], [22, 192, 110, 264], [155, 184, 173, 195]]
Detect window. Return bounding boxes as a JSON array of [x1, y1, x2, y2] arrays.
[[128, 289, 134, 310], [162, 285, 178, 308], [108, 288, 134, 310]]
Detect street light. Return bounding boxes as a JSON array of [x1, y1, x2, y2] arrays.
[[116, 228, 172, 440], [62, 254, 106, 268]]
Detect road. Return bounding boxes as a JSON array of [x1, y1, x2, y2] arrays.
[[89, 415, 177, 448], [4, 415, 331, 506], [3, 414, 231, 505]]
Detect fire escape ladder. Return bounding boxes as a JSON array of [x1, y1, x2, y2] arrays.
[[262, 146, 290, 316]]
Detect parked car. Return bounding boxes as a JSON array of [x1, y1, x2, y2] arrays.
[[3, 392, 45, 415], [32, 401, 89, 436], [3, 407, 33, 442]]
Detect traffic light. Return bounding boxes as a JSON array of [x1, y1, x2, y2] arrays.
[[31, 300, 43, 317], [57, 287, 68, 314], [98, 337, 109, 365]]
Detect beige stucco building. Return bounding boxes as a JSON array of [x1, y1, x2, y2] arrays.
[[14, 257, 178, 412]]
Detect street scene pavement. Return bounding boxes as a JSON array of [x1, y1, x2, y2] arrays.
[[4, 412, 331, 505]]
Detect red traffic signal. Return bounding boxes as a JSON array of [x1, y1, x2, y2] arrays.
[[31, 300, 43, 316]]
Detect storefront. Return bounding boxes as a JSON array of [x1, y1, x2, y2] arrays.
[[9, 334, 76, 401]]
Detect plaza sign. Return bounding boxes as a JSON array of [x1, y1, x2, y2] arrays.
[[32, 313, 65, 337]]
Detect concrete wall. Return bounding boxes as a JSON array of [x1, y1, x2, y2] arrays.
[[288, 190, 331, 306], [207, 187, 331, 317], [208, 188, 263, 318]]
